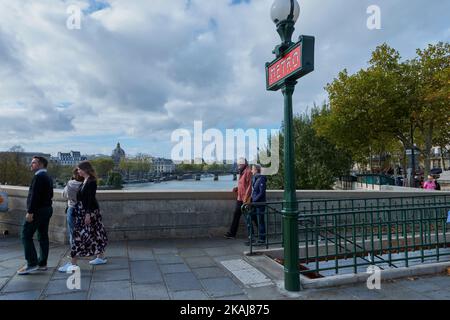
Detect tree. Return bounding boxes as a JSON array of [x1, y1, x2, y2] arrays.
[[412, 42, 450, 176], [0, 153, 31, 186], [107, 172, 123, 189], [90, 158, 115, 179], [314, 42, 450, 177], [8, 145, 25, 153], [268, 109, 353, 190]]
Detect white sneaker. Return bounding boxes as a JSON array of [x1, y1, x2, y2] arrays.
[[58, 262, 73, 273], [89, 257, 107, 265]]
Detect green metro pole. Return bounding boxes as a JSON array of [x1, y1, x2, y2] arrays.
[[281, 79, 299, 291], [266, 0, 315, 292]]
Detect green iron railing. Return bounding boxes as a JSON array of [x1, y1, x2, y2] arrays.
[[242, 195, 450, 278]]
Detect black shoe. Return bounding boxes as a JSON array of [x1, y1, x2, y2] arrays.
[[224, 233, 236, 239]]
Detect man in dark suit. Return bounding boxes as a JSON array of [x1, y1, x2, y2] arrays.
[[17, 156, 53, 275]]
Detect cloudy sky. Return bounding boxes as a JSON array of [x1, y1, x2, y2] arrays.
[[0, 0, 449, 159]]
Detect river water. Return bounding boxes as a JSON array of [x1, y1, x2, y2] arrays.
[[123, 174, 237, 191]]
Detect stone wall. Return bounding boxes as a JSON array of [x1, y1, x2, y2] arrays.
[[0, 186, 448, 244]]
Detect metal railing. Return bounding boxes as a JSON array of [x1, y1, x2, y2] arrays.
[[243, 195, 450, 278], [356, 174, 396, 190]]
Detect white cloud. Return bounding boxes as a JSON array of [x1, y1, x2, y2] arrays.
[[0, 0, 448, 157]]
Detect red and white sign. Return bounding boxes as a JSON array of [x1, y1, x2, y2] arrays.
[[267, 44, 302, 88]]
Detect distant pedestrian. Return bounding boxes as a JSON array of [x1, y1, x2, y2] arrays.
[[62, 168, 84, 245], [17, 156, 53, 275], [245, 164, 266, 245], [58, 161, 108, 272], [423, 175, 436, 190], [434, 175, 441, 191], [224, 158, 252, 239]]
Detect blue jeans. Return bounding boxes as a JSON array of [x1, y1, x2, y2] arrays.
[[67, 206, 75, 245], [246, 206, 266, 241]]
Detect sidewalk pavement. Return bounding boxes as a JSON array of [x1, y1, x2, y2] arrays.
[[1, 236, 450, 300]]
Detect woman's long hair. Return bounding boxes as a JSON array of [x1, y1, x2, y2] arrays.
[[77, 161, 97, 181], [72, 168, 84, 182]]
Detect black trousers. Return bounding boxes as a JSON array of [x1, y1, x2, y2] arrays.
[[228, 201, 243, 237], [21, 207, 53, 267]]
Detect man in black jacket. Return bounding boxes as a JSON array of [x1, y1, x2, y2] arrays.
[[17, 156, 54, 275]]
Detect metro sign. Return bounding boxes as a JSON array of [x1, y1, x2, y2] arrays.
[[266, 35, 315, 91]]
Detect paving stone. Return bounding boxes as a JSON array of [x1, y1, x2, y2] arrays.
[[179, 249, 207, 258], [44, 291, 88, 300], [2, 274, 51, 293], [0, 258, 27, 269], [155, 254, 184, 265], [0, 249, 25, 262], [338, 285, 387, 300], [130, 260, 163, 284], [303, 288, 356, 300], [92, 257, 128, 271], [92, 268, 130, 282], [52, 267, 92, 280], [0, 290, 41, 300], [203, 247, 238, 257], [164, 272, 202, 291], [153, 248, 178, 255], [89, 280, 132, 300], [375, 283, 430, 300], [421, 289, 450, 300], [159, 263, 190, 274], [45, 277, 91, 295], [128, 247, 155, 261], [0, 277, 10, 289], [193, 267, 227, 279], [421, 275, 450, 289], [185, 257, 217, 268], [169, 290, 209, 300], [105, 244, 128, 257], [395, 278, 442, 293], [200, 277, 243, 298], [132, 283, 169, 300], [216, 294, 249, 300], [244, 285, 286, 300], [0, 268, 16, 278]]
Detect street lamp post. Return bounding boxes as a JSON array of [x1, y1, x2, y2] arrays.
[[266, 0, 314, 292]]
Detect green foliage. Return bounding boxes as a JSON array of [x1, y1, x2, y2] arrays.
[[268, 109, 353, 190], [47, 163, 73, 186], [0, 153, 32, 186], [314, 42, 450, 176], [90, 158, 115, 179], [107, 172, 123, 189]]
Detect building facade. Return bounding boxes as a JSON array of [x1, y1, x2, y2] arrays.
[[53, 151, 86, 166], [152, 158, 176, 175]]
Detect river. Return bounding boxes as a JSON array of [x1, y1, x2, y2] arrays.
[[123, 174, 237, 191]]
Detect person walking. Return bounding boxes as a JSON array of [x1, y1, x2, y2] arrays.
[[423, 175, 437, 190], [17, 156, 53, 275], [224, 158, 252, 239], [58, 161, 108, 272], [62, 168, 84, 246], [247, 164, 267, 245]]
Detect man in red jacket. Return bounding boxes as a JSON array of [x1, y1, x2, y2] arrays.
[[224, 158, 252, 239]]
